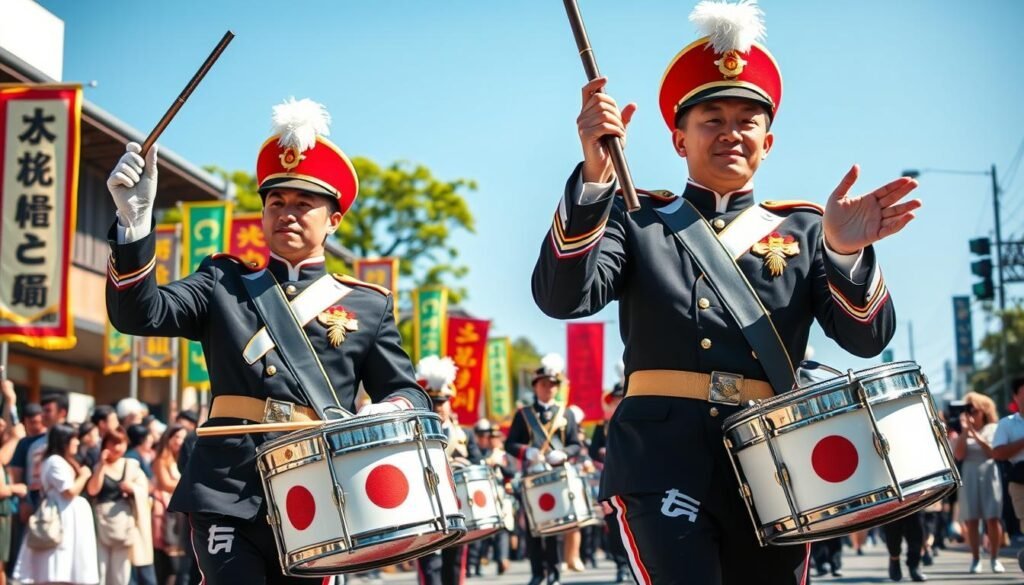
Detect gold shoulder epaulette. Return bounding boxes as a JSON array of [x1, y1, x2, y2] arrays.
[[638, 188, 678, 202], [334, 274, 391, 296], [761, 200, 825, 215], [210, 253, 261, 271]]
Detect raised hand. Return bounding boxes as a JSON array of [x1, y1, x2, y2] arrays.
[[107, 142, 158, 231], [578, 77, 637, 184], [823, 165, 921, 254]]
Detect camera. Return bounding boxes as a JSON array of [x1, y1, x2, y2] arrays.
[[946, 399, 967, 434]]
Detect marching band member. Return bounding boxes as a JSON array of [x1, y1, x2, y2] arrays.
[[506, 354, 582, 585], [415, 356, 481, 585], [531, 0, 917, 582], [468, 419, 515, 577], [105, 98, 430, 584]]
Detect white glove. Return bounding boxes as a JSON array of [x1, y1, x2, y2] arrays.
[[546, 450, 567, 466], [525, 447, 541, 464], [107, 142, 158, 243], [355, 401, 401, 417]]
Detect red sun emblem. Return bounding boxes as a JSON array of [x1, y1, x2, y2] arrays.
[[472, 490, 488, 508], [365, 464, 410, 509], [286, 486, 316, 530], [811, 435, 859, 483], [538, 493, 556, 512]]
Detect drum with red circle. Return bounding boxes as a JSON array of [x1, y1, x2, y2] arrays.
[[521, 464, 596, 537], [451, 464, 505, 544], [722, 361, 960, 546], [257, 411, 465, 576]]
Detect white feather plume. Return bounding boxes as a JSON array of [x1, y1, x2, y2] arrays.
[[416, 356, 458, 391], [615, 360, 625, 383], [541, 353, 566, 378], [689, 0, 766, 54], [271, 97, 331, 153]]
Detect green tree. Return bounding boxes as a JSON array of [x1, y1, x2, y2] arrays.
[[971, 305, 1024, 413], [508, 336, 542, 405]]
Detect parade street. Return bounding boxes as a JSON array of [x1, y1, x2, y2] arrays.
[[369, 543, 1024, 585]]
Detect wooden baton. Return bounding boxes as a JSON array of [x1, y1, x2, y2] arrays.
[[562, 0, 640, 212]]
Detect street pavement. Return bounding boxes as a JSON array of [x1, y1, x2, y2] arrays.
[[362, 542, 1024, 584]]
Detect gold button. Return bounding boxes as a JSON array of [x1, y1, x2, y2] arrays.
[[266, 365, 277, 376], [751, 351, 758, 360], [712, 218, 726, 230], [698, 298, 710, 310], [700, 338, 712, 350], [709, 407, 719, 417], [285, 285, 297, 295]]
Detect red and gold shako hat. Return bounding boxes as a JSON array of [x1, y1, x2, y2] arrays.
[[256, 98, 359, 214], [416, 355, 458, 403], [658, 0, 782, 131]]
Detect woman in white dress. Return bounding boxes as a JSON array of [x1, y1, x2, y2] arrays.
[[954, 392, 1006, 574], [14, 423, 100, 585]]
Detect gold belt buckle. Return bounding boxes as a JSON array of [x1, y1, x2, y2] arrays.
[[708, 371, 743, 405], [263, 398, 294, 423]]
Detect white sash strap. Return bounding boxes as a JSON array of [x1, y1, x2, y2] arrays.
[[716, 206, 788, 259], [242, 274, 353, 364]]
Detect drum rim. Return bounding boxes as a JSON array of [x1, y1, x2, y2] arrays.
[[257, 410, 446, 456], [722, 361, 924, 431]]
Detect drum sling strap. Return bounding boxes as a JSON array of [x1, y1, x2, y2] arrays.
[[655, 200, 796, 394], [241, 270, 350, 420], [524, 406, 565, 452]]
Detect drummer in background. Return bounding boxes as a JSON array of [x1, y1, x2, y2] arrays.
[[531, 0, 916, 581], [468, 419, 515, 577], [415, 356, 481, 585], [105, 98, 430, 585], [506, 354, 582, 585]]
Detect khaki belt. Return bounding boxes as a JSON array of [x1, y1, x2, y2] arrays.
[[209, 396, 318, 424], [627, 370, 774, 405]]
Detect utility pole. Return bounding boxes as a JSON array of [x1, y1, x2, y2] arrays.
[[993, 164, 1010, 411], [908, 321, 915, 362]]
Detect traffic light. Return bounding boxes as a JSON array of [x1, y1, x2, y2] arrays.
[[969, 237, 994, 301]]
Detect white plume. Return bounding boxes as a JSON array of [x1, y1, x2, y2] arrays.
[[689, 0, 766, 54], [615, 360, 625, 383], [416, 356, 458, 391], [271, 97, 331, 153], [541, 353, 566, 378]]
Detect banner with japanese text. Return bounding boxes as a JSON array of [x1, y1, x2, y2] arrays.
[[485, 337, 514, 426], [180, 201, 232, 389], [354, 258, 398, 320], [138, 224, 179, 377], [567, 322, 604, 423], [228, 213, 269, 270], [412, 287, 447, 363], [103, 319, 132, 375], [446, 317, 490, 426], [0, 84, 81, 349]]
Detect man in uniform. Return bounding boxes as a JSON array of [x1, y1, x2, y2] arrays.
[[506, 354, 582, 585], [531, 1, 920, 583], [415, 356, 481, 585], [105, 98, 430, 584], [468, 419, 515, 577]]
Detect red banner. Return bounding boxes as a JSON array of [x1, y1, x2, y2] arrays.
[[446, 317, 490, 426], [0, 84, 82, 349], [354, 258, 399, 320], [567, 322, 604, 423], [228, 214, 269, 269]]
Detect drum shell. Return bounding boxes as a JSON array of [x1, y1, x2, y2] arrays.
[[452, 464, 505, 544], [522, 465, 597, 536]]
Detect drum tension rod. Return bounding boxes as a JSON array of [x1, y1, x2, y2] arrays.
[[852, 371, 905, 502]]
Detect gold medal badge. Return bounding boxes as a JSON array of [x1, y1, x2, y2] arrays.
[[751, 232, 800, 277], [317, 306, 358, 348]]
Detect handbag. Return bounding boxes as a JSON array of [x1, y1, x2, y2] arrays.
[[25, 496, 62, 549], [95, 461, 140, 548]]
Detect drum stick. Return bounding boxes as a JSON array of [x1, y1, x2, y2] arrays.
[[562, 0, 640, 213], [141, 30, 234, 157], [196, 420, 321, 437]]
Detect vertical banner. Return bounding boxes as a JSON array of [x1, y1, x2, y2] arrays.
[[229, 213, 269, 270], [412, 287, 448, 363], [103, 319, 132, 375], [0, 84, 82, 349], [567, 322, 604, 423], [953, 296, 974, 369], [354, 258, 399, 320], [180, 201, 232, 389], [446, 317, 490, 426], [138, 224, 179, 378], [485, 337, 514, 426]]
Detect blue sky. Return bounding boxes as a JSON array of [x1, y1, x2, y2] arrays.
[[38, 0, 1024, 398]]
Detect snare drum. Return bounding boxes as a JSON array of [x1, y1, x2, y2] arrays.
[[257, 411, 465, 576], [522, 464, 597, 536], [722, 362, 959, 546], [452, 464, 505, 544]]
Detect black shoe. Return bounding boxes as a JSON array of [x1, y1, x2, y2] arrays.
[[616, 567, 628, 583], [816, 566, 828, 577], [832, 568, 843, 577], [922, 550, 933, 566], [908, 567, 927, 582], [528, 576, 544, 585], [547, 571, 561, 585], [889, 558, 903, 582]]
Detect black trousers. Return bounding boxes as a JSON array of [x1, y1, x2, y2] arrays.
[[527, 533, 561, 579], [604, 512, 630, 570], [884, 511, 924, 569], [608, 493, 808, 585], [417, 546, 466, 585], [189, 512, 324, 585], [811, 537, 842, 571]]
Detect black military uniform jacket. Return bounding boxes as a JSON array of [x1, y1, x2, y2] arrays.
[[532, 164, 895, 498], [589, 422, 608, 464], [106, 224, 430, 520], [505, 400, 582, 464]]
